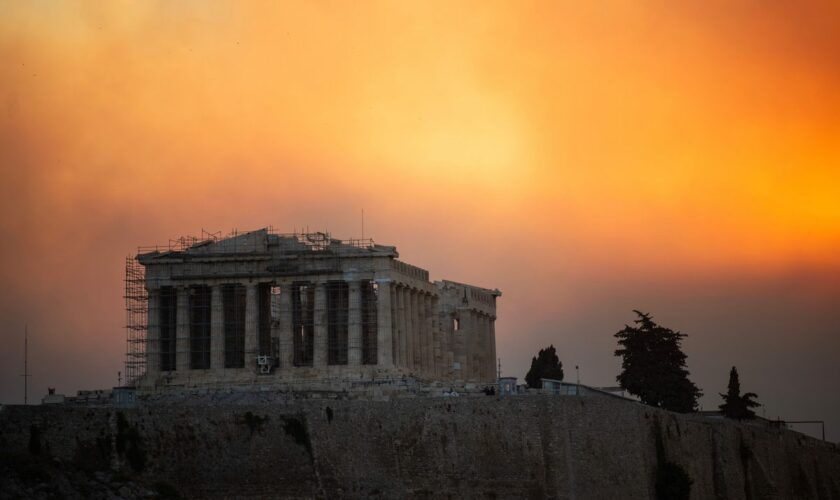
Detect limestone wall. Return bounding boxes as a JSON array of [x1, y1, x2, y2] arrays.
[[1, 396, 838, 498]]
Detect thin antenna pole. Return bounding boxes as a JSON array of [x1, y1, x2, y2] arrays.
[[24, 326, 27, 405], [21, 325, 30, 405], [361, 209, 365, 240]]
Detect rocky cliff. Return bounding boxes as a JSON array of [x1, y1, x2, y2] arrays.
[[1, 396, 838, 499]]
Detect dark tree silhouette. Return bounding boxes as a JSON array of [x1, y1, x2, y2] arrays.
[[614, 311, 702, 413], [656, 461, 692, 500], [719, 366, 760, 420], [525, 345, 564, 388]]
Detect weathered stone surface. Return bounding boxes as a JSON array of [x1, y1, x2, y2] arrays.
[[1, 396, 838, 499]]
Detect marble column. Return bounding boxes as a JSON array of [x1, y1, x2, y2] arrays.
[[393, 286, 400, 367], [472, 312, 484, 380], [176, 286, 190, 372], [390, 284, 398, 367], [409, 289, 418, 371], [417, 292, 426, 374], [418, 292, 427, 375], [470, 311, 480, 381], [479, 314, 489, 381], [398, 286, 408, 368], [424, 294, 434, 376], [278, 282, 294, 369], [417, 292, 426, 373], [455, 309, 469, 381], [210, 285, 224, 370], [348, 280, 362, 366], [475, 312, 484, 381], [375, 278, 393, 367], [417, 292, 425, 373], [473, 313, 482, 381], [313, 281, 327, 368], [244, 283, 258, 371], [431, 296, 441, 378], [445, 315, 455, 380], [146, 288, 160, 375], [488, 316, 497, 382]]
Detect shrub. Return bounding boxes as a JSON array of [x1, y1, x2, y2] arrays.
[[28, 425, 41, 455], [656, 461, 692, 500]]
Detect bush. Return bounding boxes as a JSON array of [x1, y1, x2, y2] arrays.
[[154, 480, 181, 499], [242, 411, 268, 435], [28, 425, 41, 455], [656, 461, 692, 500], [282, 416, 311, 454], [115, 412, 146, 472]]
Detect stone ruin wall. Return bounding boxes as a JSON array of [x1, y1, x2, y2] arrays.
[[2, 396, 839, 499]]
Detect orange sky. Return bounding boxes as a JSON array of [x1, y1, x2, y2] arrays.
[[1, 2, 839, 439]]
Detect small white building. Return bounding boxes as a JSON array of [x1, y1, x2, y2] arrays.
[[41, 388, 65, 405], [113, 386, 137, 408], [541, 379, 635, 401], [498, 376, 518, 396]]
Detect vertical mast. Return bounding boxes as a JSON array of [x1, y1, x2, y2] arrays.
[[23, 325, 29, 405]]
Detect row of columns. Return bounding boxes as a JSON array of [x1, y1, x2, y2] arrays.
[[385, 283, 497, 383], [391, 284, 439, 378], [473, 311, 497, 382], [147, 279, 393, 374], [452, 309, 496, 382]]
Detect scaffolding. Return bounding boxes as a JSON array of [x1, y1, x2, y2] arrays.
[[124, 256, 148, 386], [284, 228, 373, 251], [135, 228, 373, 255]]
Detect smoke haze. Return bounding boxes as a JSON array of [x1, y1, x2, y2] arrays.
[[1, 1, 838, 440]]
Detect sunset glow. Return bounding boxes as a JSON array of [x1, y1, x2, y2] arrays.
[[1, 2, 839, 439]]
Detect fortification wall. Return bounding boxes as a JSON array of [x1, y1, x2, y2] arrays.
[[1, 396, 838, 498]]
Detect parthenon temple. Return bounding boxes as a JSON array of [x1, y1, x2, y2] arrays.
[[130, 229, 500, 392]]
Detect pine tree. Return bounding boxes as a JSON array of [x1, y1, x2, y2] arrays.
[[614, 310, 702, 413], [525, 345, 564, 388], [719, 366, 759, 419]]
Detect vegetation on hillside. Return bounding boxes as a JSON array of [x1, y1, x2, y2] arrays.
[[719, 366, 760, 420], [614, 310, 702, 413], [525, 345, 564, 388]]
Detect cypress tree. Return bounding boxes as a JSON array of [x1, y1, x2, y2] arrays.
[[525, 345, 564, 388], [719, 366, 759, 419]]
